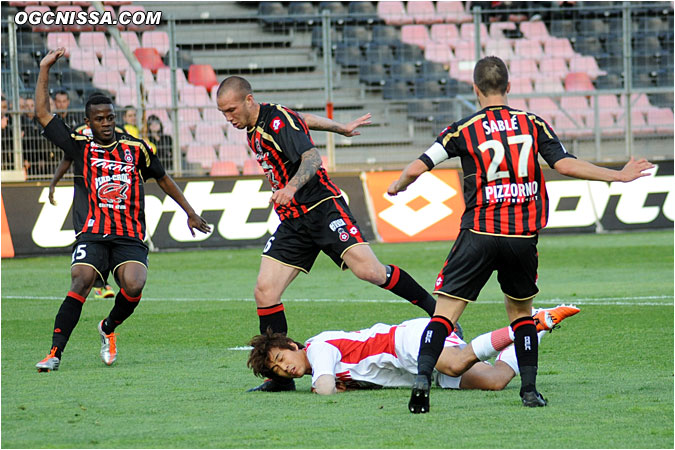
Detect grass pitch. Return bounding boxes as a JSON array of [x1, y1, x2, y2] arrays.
[[1, 230, 673, 448]]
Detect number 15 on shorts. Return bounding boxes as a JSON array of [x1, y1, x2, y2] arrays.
[[72, 244, 87, 263]]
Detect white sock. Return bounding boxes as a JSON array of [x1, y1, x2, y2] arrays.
[[470, 326, 514, 361], [496, 331, 547, 374]]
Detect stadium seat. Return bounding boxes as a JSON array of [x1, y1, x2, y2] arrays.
[[365, 44, 394, 65], [178, 124, 195, 148], [533, 78, 564, 94], [401, 25, 431, 49], [415, 80, 445, 99], [210, 160, 239, 176], [133, 47, 165, 73], [55, 5, 93, 32], [141, 31, 170, 57], [347, 1, 378, 25], [47, 32, 78, 57], [513, 39, 543, 60], [359, 63, 387, 85], [452, 40, 480, 61], [553, 113, 592, 139], [219, 143, 249, 167], [87, 5, 119, 31], [407, 1, 443, 25], [485, 40, 515, 61], [336, 44, 363, 67], [288, 2, 318, 27], [25, 5, 60, 32], [342, 25, 369, 46], [147, 86, 172, 108], [243, 158, 265, 175], [225, 123, 248, 145], [194, 122, 225, 146], [78, 32, 110, 58], [489, 22, 517, 39], [178, 108, 202, 130], [436, 1, 472, 24], [448, 60, 475, 84], [519, 21, 550, 43], [509, 58, 539, 80], [145, 108, 172, 133], [584, 111, 623, 137], [590, 94, 622, 114], [110, 31, 141, 53], [382, 80, 410, 100], [318, 2, 348, 25], [69, 48, 101, 76], [389, 61, 417, 84], [92, 71, 124, 95], [186, 144, 218, 169], [395, 43, 425, 64], [187, 64, 219, 93], [377, 1, 412, 26], [543, 37, 576, 59], [646, 108, 674, 134], [258, 2, 289, 29], [202, 106, 225, 124], [124, 68, 156, 89], [560, 96, 590, 113], [118, 5, 155, 31], [459, 23, 489, 42], [114, 86, 139, 107], [424, 42, 452, 64], [509, 98, 528, 111], [538, 57, 568, 81], [156, 67, 188, 89], [101, 49, 131, 75], [564, 72, 595, 92], [568, 55, 607, 80], [180, 85, 211, 107], [371, 25, 399, 46], [430, 24, 459, 43], [528, 97, 560, 118]]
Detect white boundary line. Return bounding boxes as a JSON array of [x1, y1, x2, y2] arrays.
[[2, 294, 672, 306]]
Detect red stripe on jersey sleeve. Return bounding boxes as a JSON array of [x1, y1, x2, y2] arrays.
[[326, 326, 397, 364]]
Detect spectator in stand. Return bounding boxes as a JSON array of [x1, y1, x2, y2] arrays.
[[146, 114, 173, 170], [22, 96, 45, 176], [53, 90, 82, 128], [2, 94, 14, 169]]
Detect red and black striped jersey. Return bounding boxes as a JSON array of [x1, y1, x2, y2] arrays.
[[419, 105, 575, 236], [246, 103, 341, 221], [43, 115, 165, 241]]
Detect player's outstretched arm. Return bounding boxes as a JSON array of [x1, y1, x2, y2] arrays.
[[156, 174, 212, 237], [301, 112, 372, 137], [35, 48, 65, 127], [554, 157, 654, 182], [48, 157, 73, 205], [387, 159, 430, 196], [313, 374, 337, 395]]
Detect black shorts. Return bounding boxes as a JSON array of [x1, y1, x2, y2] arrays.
[[262, 196, 368, 272], [71, 233, 149, 284], [433, 229, 539, 302]]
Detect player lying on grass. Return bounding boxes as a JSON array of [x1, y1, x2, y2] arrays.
[[247, 305, 578, 394]]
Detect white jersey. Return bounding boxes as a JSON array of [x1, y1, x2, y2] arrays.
[[305, 318, 466, 390]]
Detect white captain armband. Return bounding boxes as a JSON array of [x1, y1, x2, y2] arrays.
[[422, 142, 449, 168]]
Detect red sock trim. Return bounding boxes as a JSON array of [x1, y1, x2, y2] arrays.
[[121, 288, 142, 303], [511, 317, 535, 332], [257, 303, 285, 316], [381, 265, 400, 290], [430, 315, 453, 335], [490, 327, 513, 351], [68, 291, 86, 304]]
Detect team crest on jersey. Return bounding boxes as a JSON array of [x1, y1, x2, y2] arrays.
[[270, 116, 285, 133], [337, 227, 349, 242], [349, 226, 359, 236], [97, 182, 129, 205], [124, 148, 133, 163]]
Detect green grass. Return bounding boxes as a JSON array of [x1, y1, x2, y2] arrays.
[[1, 230, 673, 448]]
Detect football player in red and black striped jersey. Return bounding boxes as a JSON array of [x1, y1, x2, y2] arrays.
[[388, 56, 653, 412], [216, 76, 440, 391], [34, 48, 211, 372]]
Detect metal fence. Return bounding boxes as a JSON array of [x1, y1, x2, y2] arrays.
[[1, 1, 673, 181]]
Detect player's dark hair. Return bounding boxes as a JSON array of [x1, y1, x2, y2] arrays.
[[217, 75, 252, 100], [54, 89, 69, 98], [85, 94, 114, 118], [247, 330, 305, 379], [473, 56, 509, 96]]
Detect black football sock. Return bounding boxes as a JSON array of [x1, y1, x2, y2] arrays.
[[52, 291, 86, 357], [257, 303, 288, 335], [511, 316, 539, 395], [379, 265, 436, 316], [102, 289, 141, 334], [417, 315, 454, 380]]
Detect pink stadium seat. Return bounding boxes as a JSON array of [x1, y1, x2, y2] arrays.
[[92, 71, 124, 95], [156, 67, 188, 89], [509, 77, 533, 94], [560, 96, 590, 113], [514, 39, 543, 60], [543, 37, 576, 59], [219, 144, 249, 168], [178, 108, 202, 130], [188, 64, 219, 93], [509, 98, 528, 111], [519, 21, 550, 43], [537, 57, 568, 81], [459, 23, 488, 41], [407, 1, 442, 24], [195, 122, 225, 146], [25, 5, 61, 32], [55, 5, 93, 32], [243, 158, 264, 175], [376, 1, 412, 26], [448, 60, 474, 84], [485, 40, 515, 60], [145, 108, 172, 132], [430, 24, 459, 43], [401, 25, 431, 49], [647, 108, 674, 134], [114, 86, 138, 107], [424, 42, 452, 64], [489, 22, 516, 39], [202, 107, 225, 124], [178, 124, 195, 148], [452, 40, 480, 61], [553, 113, 592, 139], [47, 32, 78, 57], [627, 110, 652, 135], [225, 123, 248, 145], [78, 32, 109, 58], [124, 68, 156, 89], [87, 5, 119, 31], [534, 78, 564, 93], [110, 31, 141, 53], [147, 86, 172, 108], [568, 55, 606, 79], [69, 48, 100, 75], [101, 48, 130, 75], [584, 111, 623, 136], [590, 94, 622, 114], [508, 58, 538, 79], [528, 97, 559, 118], [210, 161, 239, 176], [118, 5, 155, 31], [187, 144, 218, 169], [564, 72, 595, 92], [133, 47, 165, 73], [436, 1, 472, 24], [141, 31, 170, 57], [180, 85, 211, 107], [621, 94, 652, 112]]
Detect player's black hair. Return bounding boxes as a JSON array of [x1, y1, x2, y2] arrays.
[[54, 89, 69, 98], [217, 75, 252, 100], [247, 330, 305, 379], [473, 56, 509, 96], [85, 93, 114, 118]]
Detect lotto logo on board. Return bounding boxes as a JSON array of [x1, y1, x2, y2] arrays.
[[363, 170, 464, 243], [271, 117, 285, 133]]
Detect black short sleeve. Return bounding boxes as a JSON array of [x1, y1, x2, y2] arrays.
[[269, 112, 315, 164], [42, 115, 80, 160], [531, 114, 577, 167], [139, 140, 166, 181]]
